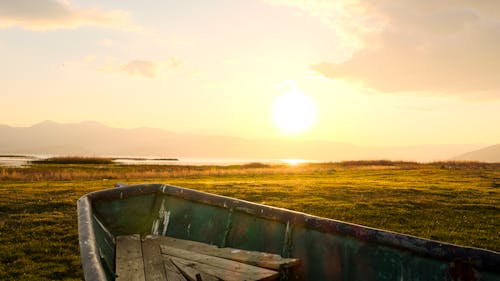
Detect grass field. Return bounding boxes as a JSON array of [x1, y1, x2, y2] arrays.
[[0, 161, 499, 280]]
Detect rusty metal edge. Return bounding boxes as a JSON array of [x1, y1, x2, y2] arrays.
[[82, 183, 500, 274], [77, 196, 108, 281]]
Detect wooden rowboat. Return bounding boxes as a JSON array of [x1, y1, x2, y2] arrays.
[[77, 183, 500, 281]]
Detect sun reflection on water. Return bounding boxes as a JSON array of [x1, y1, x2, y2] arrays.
[[280, 159, 309, 165]]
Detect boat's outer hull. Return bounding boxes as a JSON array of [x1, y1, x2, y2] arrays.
[[78, 183, 500, 281]]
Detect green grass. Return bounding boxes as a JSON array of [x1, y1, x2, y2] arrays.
[[0, 161, 499, 280]]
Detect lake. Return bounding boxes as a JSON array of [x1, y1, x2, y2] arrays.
[[0, 155, 314, 167]]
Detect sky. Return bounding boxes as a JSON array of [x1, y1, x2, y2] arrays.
[[1, 0, 499, 146]]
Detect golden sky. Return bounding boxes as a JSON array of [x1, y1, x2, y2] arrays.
[[1, 0, 499, 146]]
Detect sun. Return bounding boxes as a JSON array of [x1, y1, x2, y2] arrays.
[[271, 88, 317, 134]]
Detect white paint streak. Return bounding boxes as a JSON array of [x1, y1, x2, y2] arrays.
[[151, 198, 166, 235], [151, 219, 159, 235], [162, 211, 170, 236], [149, 198, 172, 236]]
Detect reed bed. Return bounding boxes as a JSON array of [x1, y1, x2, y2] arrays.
[[30, 156, 114, 165]]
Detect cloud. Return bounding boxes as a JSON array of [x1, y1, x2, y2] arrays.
[[396, 105, 434, 112], [121, 60, 158, 78], [121, 57, 186, 78], [167, 57, 184, 69], [0, 0, 130, 30], [98, 38, 114, 47], [307, 0, 500, 99], [262, 0, 382, 49]]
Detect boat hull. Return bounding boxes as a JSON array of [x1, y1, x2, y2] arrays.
[[77, 183, 500, 281]]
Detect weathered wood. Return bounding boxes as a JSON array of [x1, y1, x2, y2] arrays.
[[167, 256, 278, 281], [117, 235, 296, 281], [142, 236, 184, 281], [116, 234, 146, 281], [154, 236, 299, 270], [170, 258, 221, 281], [164, 258, 189, 281], [144, 234, 218, 250], [162, 246, 279, 281]]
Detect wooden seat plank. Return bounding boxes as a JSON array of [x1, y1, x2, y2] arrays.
[[161, 245, 278, 281], [116, 234, 146, 281], [170, 258, 221, 281], [117, 235, 299, 281], [167, 255, 277, 281], [164, 258, 189, 281], [142, 237, 185, 281], [152, 235, 299, 270]]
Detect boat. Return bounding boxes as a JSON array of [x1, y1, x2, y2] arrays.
[[78, 183, 500, 281]]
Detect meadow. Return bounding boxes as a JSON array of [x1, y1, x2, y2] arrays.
[[0, 160, 499, 280]]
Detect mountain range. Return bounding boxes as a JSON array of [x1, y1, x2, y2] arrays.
[[0, 121, 497, 162], [453, 144, 500, 163]]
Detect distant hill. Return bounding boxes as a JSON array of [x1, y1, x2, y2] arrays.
[[453, 144, 500, 163], [0, 121, 485, 162]]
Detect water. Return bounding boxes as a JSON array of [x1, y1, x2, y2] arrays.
[[114, 157, 312, 166], [0, 155, 41, 167], [0, 155, 315, 167]]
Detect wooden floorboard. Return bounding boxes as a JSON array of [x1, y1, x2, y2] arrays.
[[164, 257, 188, 281], [167, 255, 277, 281], [116, 234, 146, 281], [116, 235, 297, 281], [142, 236, 184, 281], [170, 258, 221, 281], [161, 246, 278, 281]]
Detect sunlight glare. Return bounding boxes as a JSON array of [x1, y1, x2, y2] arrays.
[[272, 87, 317, 134], [280, 158, 309, 165]]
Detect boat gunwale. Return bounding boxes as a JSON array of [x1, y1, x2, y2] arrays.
[[78, 183, 500, 277], [77, 196, 109, 281]]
